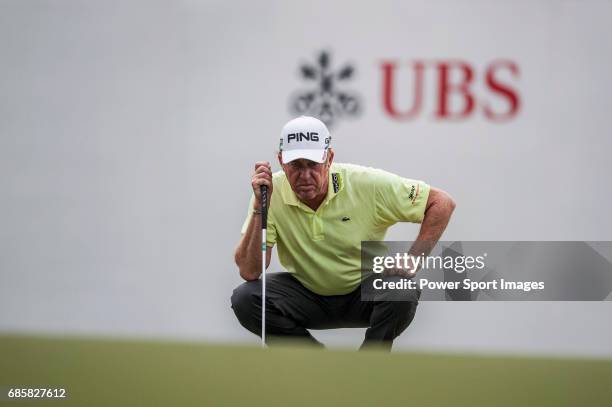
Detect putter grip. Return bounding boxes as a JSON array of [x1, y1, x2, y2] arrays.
[[260, 185, 268, 229]]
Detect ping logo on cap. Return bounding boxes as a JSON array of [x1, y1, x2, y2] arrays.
[[279, 116, 331, 164], [287, 132, 319, 143]]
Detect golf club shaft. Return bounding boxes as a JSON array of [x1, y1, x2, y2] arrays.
[[260, 185, 268, 347]]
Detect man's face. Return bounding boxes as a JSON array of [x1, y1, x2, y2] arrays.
[[278, 150, 334, 202]]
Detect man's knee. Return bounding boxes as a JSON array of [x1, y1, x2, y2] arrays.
[[389, 299, 418, 335], [374, 285, 420, 337], [231, 279, 261, 325]]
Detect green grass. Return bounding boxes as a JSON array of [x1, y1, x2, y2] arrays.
[[1, 335, 611, 406]]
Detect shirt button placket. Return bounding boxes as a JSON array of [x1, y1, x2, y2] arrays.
[[312, 213, 324, 240]]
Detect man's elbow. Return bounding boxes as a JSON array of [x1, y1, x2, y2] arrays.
[[238, 263, 260, 281], [428, 187, 456, 216], [446, 193, 456, 213], [442, 193, 456, 220], [235, 260, 258, 282], [234, 245, 262, 281]]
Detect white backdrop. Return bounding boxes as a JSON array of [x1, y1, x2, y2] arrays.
[[1, 0, 612, 356]]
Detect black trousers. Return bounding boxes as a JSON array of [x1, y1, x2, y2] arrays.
[[231, 272, 420, 351]]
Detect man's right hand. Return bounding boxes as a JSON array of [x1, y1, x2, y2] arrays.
[[251, 161, 273, 211]]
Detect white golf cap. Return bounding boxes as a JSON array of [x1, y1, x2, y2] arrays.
[[279, 116, 331, 164]]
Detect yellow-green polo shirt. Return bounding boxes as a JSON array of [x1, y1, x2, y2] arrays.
[[240, 163, 430, 296]]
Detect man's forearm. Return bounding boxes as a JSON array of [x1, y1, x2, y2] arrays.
[[234, 214, 263, 280], [410, 193, 456, 259]]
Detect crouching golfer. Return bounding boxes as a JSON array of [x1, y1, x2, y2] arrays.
[[232, 116, 455, 350]]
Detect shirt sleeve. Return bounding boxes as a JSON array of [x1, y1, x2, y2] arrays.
[[240, 194, 277, 247], [372, 169, 430, 226]]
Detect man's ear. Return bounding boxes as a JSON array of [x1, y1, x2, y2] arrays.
[[277, 152, 284, 169], [326, 148, 334, 168]]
